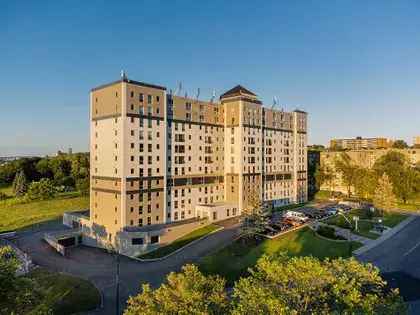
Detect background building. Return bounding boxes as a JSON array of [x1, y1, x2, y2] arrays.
[[320, 148, 420, 194], [414, 136, 420, 148], [329, 137, 391, 150], [65, 76, 308, 256]]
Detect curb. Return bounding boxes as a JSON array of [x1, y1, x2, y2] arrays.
[[353, 215, 417, 256], [132, 226, 224, 262]]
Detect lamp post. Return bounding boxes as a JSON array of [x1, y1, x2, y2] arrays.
[[107, 242, 120, 315], [338, 210, 353, 257]]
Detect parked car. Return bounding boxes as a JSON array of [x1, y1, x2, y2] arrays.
[[283, 211, 309, 223]]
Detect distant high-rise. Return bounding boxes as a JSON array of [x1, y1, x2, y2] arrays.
[[330, 137, 391, 150]]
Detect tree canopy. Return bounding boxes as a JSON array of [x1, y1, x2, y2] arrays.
[[231, 253, 406, 315], [392, 140, 409, 149], [124, 264, 229, 315]]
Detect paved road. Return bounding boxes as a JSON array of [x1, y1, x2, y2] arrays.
[[357, 216, 420, 314], [15, 219, 240, 315]]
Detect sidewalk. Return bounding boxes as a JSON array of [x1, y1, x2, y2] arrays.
[[353, 215, 417, 256]]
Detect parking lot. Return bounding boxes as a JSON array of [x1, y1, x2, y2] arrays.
[[263, 202, 353, 238]]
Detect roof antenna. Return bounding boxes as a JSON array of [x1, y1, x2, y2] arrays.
[[174, 81, 182, 96], [195, 88, 200, 100], [120, 70, 127, 80], [271, 96, 278, 110], [210, 89, 216, 103]]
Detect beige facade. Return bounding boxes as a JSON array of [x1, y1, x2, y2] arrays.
[[70, 77, 308, 255], [414, 136, 420, 147], [320, 148, 420, 194], [330, 137, 390, 150]]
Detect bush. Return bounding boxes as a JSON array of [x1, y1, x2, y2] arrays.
[[26, 178, 56, 201], [317, 225, 346, 240]]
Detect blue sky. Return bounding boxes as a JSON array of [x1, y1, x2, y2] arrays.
[[1, 1, 420, 156]]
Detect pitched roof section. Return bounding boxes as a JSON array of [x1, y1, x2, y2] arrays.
[[220, 85, 257, 99]]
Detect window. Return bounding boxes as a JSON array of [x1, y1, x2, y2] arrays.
[[150, 235, 159, 244], [132, 238, 144, 245], [139, 93, 144, 102], [147, 95, 152, 104]]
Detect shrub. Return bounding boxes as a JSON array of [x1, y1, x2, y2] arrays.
[[317, 225, 346, 240], [26, 178, 56, 201]]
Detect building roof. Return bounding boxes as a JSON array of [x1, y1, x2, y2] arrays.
[[220, 85, 257, 99], [91, 78, 166, 92]]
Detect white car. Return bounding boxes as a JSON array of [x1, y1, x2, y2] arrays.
[[283, 211, 309, 222]]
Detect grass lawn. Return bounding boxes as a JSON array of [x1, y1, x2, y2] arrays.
[[325, 209, 408, 239], [397, 193, 420, 211], [28, 268, 101, 314], [199, 227, 362, 285], [138, 224, 220, 259], [0, 193, 89, 232]]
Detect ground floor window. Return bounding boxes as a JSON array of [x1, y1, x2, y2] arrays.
[[150, 235, 159, 244], [132, 238, 144, 245]]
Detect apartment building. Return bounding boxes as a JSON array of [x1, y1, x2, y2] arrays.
[[330, 137, 391, 150], [320, 148, 420, 194], [65, 76, 308, 256]]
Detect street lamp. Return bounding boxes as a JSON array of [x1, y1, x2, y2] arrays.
[[337, 209, 353, 257], [107, 241, 120, 315]]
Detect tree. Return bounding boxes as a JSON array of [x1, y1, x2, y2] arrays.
[[314, 164, 335, 193], [240, 189, 271, 242], [392, 139, 409, 149], [373, 174, 397, 212], [12, 169, 28, 197], [374, 151, 417, 203], [26, 178, 55, 201], [124, 264, 229, 315], [231, 253, 406, 315], [334, 152, 358, 197], [0, 246, 39, 314], [76, 178, 90, 195], [353, 167, 377, 200]]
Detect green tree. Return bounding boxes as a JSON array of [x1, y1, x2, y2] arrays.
[[12, 169, 28, 197], [76, 178, 90, 195], [314, 164, 336, 194], [0, 246, 39, 315], [392, 139, 409, 149], [373, 173, 397, 212], [35, 158, 53, 178], [353, 167, 377, 200], [231, 253, 406, 315], [26, 178, 56, 201], [124, 264, 229, 315], [374, 151, 417, 203], [240, 189, 271, 242], [334, 152, 358, 197]]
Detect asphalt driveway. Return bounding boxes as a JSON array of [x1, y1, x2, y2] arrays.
[[15, 220, 240, 315]]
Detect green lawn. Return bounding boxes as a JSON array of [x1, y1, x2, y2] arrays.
[[28, 268, 101, 314], [199, 227, 362, 285], [397, 193, 420, 211], [0, 194, 89, 232], [138, 224, 220, 259], [325, 209, 408, 239]]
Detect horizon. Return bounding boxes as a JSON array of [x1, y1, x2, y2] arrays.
[[1, 1, 420, 156]]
